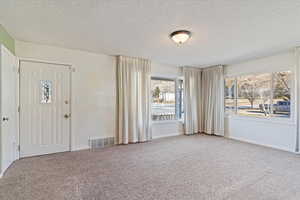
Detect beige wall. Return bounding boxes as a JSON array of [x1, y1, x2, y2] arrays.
[[224, 50, 297, 152], [16, 40, 116, 150], [15, 40, 183, 150]]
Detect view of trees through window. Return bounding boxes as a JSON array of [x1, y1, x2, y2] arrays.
[[225, 71, 291, 118], [225, 78, 235, 113], [237, 73, 272, 117], [272, 72, 291, 117], [151, 78, 183, 121]]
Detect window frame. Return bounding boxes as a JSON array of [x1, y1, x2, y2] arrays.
[[176, 78, 184, 120], [151, 77, 183, 122], [224, 70, 295, 124]]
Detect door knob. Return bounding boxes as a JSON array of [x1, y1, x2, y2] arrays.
[[2, 117, 9, 121], [64, 114, 70, 119]]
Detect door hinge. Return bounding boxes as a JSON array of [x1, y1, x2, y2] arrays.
[[18, 106, 20, 113], [18, 145, 20, 151]]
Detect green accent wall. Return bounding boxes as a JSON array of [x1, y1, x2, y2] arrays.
[[0, 24, 15, 54]]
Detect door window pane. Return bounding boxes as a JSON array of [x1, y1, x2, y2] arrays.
[[41, 80, 52, 104]]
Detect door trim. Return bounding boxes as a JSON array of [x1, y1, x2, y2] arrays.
[[18, 58, 73, 158], [18, 57, 72, 67]]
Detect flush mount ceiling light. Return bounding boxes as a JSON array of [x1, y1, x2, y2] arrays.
[[170, 30, 191, 44]]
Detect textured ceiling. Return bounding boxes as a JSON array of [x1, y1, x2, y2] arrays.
[[1, 0, 300, 66]]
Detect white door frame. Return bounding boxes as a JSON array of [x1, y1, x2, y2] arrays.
[[18, 58, 73, 158]]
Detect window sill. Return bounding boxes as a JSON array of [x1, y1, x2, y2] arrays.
[[225, 114, 296, 126]]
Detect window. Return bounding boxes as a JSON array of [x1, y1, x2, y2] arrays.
[[225, 77, 236, 113], [41, 80, 52, 104], [237, 73, 272, 117], [225, 71, 292, 118], [177, 79, 184, 119], [272, 71, 291, 118], [151, 78, 183, 121]]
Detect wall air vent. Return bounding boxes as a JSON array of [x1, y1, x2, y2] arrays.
[[88, 137, 114, 150]]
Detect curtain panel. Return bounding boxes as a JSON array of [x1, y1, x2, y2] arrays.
[[183, 65, 225, 136], [183, 67, 202, 135], [201, 66, 225, 136], [116, 56, 152, 144]]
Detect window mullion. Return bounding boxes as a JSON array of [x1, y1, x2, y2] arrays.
[[270, 73, 274, 118], [175, 78, 179, 120], [235, 78, 238, 114]]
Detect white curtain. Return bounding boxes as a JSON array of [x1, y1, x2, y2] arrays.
[[183, 65, 225, 136], [116, 56, 152, 144], [183, 67, 202, 135], [201, 66, 225, 136]]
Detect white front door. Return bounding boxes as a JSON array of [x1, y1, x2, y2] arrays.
[[20, 60, 71, 158], [0, 45, 18, 174]]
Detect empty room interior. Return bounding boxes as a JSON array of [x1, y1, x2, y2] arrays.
[[1, 1, 300, 199]]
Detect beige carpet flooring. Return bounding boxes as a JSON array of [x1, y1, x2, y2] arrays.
[[1, 134, 300, 200]]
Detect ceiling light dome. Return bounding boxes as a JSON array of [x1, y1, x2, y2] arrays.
[[170, 30, 191, 44]]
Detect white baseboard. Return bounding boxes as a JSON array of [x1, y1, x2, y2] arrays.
[[227, 136, 296, 153], [152, 132, 183, 139], [0, 160, 15, 179], [71, 145, 90, 152]]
